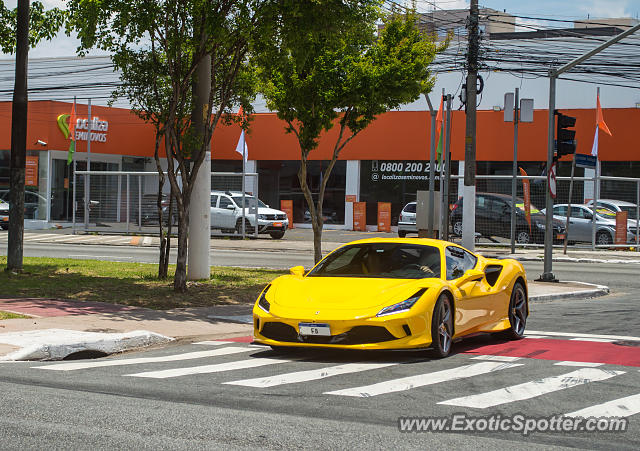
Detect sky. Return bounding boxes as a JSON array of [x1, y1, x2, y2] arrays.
[[2, 0, 640, 58]]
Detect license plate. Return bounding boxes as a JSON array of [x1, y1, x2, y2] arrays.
[[273, 222, 283, 227], [557, 234, 566, 240], [298, 323, 331, 336]]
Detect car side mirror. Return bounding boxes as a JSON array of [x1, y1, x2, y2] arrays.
[[289, 266, 305, 277], [455, 268, 484, 288], [226, 204, 235, 210]]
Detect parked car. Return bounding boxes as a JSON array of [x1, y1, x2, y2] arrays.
[[0, 189, 48, 219], [544, 204, 635, 245], [136, 193, 176, 226], [585, 199, 639, 237], [450, 192, 566, 244], [397, 201, 417, 237], [303, 208, 338, 224], [0, 199, 8, 229], [210, 191, 289, 239]]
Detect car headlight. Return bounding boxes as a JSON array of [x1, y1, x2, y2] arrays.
[[258, 285, 271, 313], [376, 288, 427, 317], [258, 214, 267, 220]]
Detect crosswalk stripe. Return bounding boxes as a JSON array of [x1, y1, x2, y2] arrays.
[[193, 341, 233, 346], [526, 330, 640, 342], [324, 361, 522, 398], [554, 361, 604, 367], [565, 393, 640, 418], [439, 368, 626, 409], [470, 355, 521, 362], [224, 362, 397, 388], [569, 338, 615, 343], [125, 357, 290, 379], [33, 347, 252, 371]]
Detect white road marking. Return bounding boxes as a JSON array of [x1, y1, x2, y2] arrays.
[[554, 361, 604, 367], [470, 355, 521, 362], [193, 341, 233, 346], [324, 361, 522, 398], [439, 368, 625, 408], [523, 335, 547, 339], [569, 337, 615, 343], [33, 347, 251, 371], [565, 393, 640, 418], [526, 330, 640, 342], [69, 255, 133, 259], [126, 357, 290, 379], [224, 362, 397, 388]]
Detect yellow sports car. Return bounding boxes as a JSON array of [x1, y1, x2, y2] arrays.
[[253, 238, 528, 357]]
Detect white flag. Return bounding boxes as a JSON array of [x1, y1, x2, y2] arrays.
[[590, 125, 599, 157], [235, 129, 248, 162]]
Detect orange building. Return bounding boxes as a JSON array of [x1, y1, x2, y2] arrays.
[[0, 100, 638, 228]]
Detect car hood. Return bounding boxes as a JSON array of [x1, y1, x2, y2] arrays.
[[0, 202, 8, 212], [240, 207, 286, 215], [266, 275, 439, 319]]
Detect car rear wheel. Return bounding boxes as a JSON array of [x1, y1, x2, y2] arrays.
[[453, 221, 463, 237], [501, 281, 527, 340], [270, 231, 285, 239], [516, 230, 530, 244], [431, 294, 453, 358], [596, 230, 613, 246]]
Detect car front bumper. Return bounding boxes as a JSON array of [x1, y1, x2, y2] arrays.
[[253, 307, 432, 350]]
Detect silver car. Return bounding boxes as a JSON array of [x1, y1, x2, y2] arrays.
[[547, 204, 635, 245], [585, 199, 639, 238], [397, 201, 417, 237]]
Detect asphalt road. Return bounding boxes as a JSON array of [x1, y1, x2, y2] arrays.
[[0, 240, 639, 448]]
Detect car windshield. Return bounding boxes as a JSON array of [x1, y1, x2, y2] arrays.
[[231, 195, 267, 208], [595, 208, 616, 220], [307, 243, 441, 279]]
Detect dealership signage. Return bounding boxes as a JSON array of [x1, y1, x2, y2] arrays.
[[57, 114, 109, 143], [369, 160, 442, 182]]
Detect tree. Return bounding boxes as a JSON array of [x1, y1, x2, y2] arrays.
[[67, 0, 261, 291], [1, 0, 66, 273], [254, 2, 446, 262]]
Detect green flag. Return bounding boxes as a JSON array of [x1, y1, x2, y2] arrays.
[[67, 140, 75, 165]]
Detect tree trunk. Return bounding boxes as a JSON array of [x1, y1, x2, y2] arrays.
[[154, 134, 170, 279], [7, 0, 29, 272], [174, 205, 189, 292], [312, 216, 323, 263]]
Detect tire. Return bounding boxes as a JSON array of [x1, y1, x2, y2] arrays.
[[516, 230, 530, 245], [235, 218, 254, 235], [430, 294, 454, 358], [398, 230, 407, 238], [596, 230, 613, 246], [452, 221, 463, 237], [501, 281, 528, 340], [270, 231, 285, 239]]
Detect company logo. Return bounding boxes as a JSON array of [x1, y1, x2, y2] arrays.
[[56, 114, 109, 143]]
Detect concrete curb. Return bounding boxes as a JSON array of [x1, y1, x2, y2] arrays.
[[0, 329, 174, 361], [528, 281, 609, 303], [513, 255, 640, 265]]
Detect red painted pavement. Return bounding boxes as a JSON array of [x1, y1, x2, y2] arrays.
[[461, 337, 640, 367], [0, 298, 140, 318]]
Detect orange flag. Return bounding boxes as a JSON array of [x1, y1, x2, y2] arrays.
[[596, 94, 612, 136]]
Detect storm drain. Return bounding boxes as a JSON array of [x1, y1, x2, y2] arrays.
[[62, 350, 111, 360]]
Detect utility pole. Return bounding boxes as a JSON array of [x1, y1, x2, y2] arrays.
[[187, 53, 212, 280], [425, 94, 436, 237], [7, 0, 29, 272], [462, 0, 479, 250]]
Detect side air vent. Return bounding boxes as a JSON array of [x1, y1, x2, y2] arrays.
[[484, 264, 503, 286]]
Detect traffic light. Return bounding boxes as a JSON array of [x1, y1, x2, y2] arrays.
[[555, 111, 577, 158]]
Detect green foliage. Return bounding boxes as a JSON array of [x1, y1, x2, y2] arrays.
[[0, 0, 67, 54]]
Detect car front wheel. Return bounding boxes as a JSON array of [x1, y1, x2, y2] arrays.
[[270, 231, 285, 239], [501, 281, 527, 340], [452, 221, 463, 236], [431, 294, 453, 358]]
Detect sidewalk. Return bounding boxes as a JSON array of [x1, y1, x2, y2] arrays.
[[0, 279, 608, 361]]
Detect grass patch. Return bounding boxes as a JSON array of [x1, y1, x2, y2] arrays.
[[0, 257, 286, 310], [0, 311, 30, 320]]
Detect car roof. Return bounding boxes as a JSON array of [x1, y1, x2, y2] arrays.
[[596, 199, 637, 207]]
